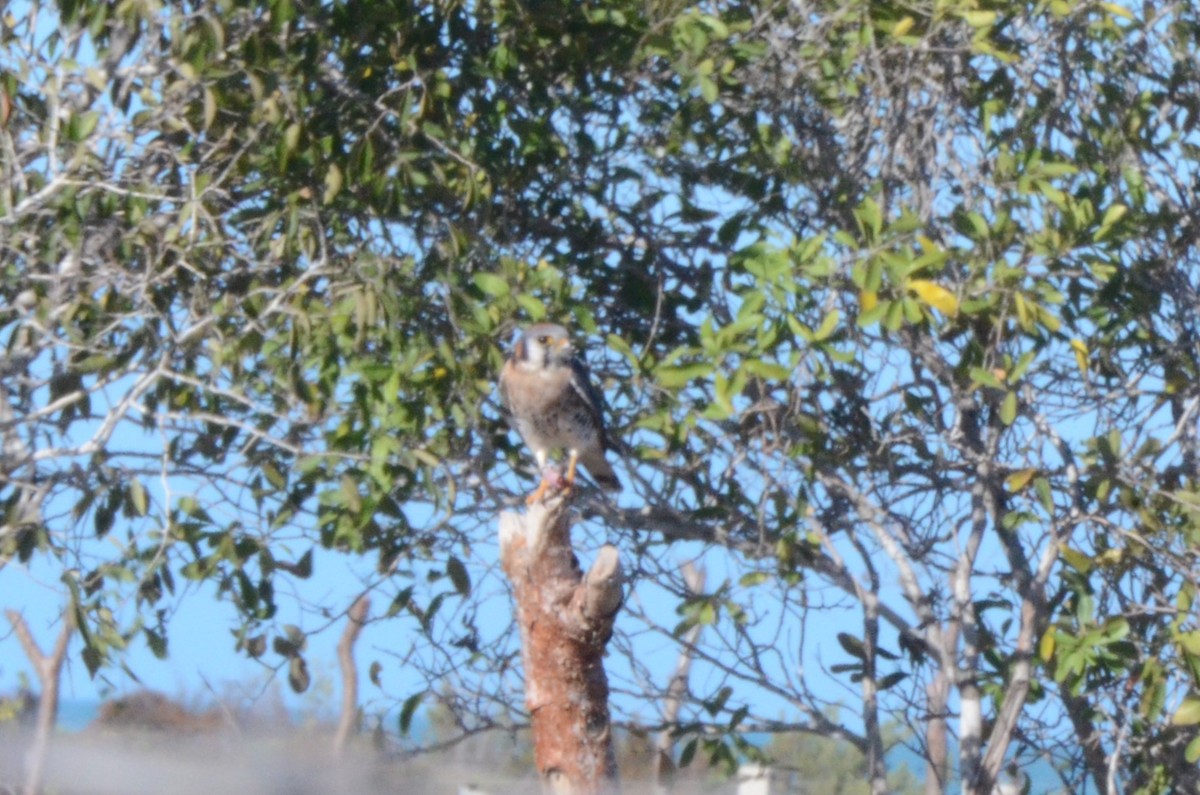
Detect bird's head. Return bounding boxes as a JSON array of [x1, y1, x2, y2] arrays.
[[513, 323, 574, 369]]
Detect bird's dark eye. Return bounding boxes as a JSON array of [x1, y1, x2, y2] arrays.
[[537, 335, 549, 344]]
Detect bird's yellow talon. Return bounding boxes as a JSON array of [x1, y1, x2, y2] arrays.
[[526, 478, 551, 506]]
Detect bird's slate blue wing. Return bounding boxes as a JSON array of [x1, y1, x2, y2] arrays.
[[568, 357, 610, 449]]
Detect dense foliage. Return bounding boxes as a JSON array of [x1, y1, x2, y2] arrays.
[[3, 0, 1200, 792]]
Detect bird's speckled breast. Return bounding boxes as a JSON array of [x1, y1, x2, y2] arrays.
[[508, 368, 599, 452]]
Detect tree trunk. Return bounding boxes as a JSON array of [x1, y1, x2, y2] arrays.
[[499, 500, 624, 795], [924, 671, 951, 795], [6, 608, 74, 795], [333, 594, 369, 757], [654, 562, 705, 795]]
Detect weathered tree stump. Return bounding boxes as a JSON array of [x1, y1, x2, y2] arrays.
[[499, 499, 624, 795]]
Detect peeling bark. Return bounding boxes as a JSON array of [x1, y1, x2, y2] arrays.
[[500, 500, 623, 795]]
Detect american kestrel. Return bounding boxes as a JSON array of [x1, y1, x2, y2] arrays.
[[499, 323, 621, 504]]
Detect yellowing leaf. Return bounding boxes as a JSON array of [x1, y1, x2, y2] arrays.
[[1060, 546, 1093, 573], [1070, 338, 1089, 376], [129, 479, 149, 516], [892, 16, 915, 36], [323, 163, 343, 205], [203, 87, 217, 130], [861, 291, 878, 312], [1038, 629, 1055, 662], [1013, 293, 1032, 331], [962, 10, 998, 27], [1173, 699, 1200, 727], [908, 279, 959, 316], [1005, 468, 1037, 493], [1100, 2, 1134, 20]]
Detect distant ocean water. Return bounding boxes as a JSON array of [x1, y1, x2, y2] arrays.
[[58, 699, 99, 731]]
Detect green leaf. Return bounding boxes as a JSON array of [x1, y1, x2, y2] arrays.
[[856, 301, 889, 328], [293, 548, 313, 579], [968, 367, 1004, 390], [855, 197, 883, 240], [657, 362, 713, 388], [1178, 631, 1200, 656], [144, 627, 168, 659], [812, 309, 840, 341], [399, 691, 424, 734], [1034, 477, 1054, 513], [1094, 203, 1127, 241], [1000, 391, 1017, 425], [515, 294, 547, 320], [67, 110, 99, 141], [1187, 735, 1200, 764], [81, 645, 103, 677], [741, 359, 791, 381], [1037, 305, 1062, 332], [288, 655, 310, 693], [704, 686, 733, 716], [679, 738, 698, 768], [282, 122, 301, 155], [838, 632, 866, 660], [446, 555, 471, 596], [262, 463, 287, 490], [473, 272, 509, 297]]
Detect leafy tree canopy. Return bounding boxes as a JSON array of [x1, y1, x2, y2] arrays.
[[3, 0, 1200, 792]]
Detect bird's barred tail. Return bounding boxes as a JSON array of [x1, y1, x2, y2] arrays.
[[583, 454, 621, 491]]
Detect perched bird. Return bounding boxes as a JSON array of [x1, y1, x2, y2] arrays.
[[499, 323, 621, 504]]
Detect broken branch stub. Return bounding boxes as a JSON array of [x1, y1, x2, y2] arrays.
[[499, 500, 624, 795]]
